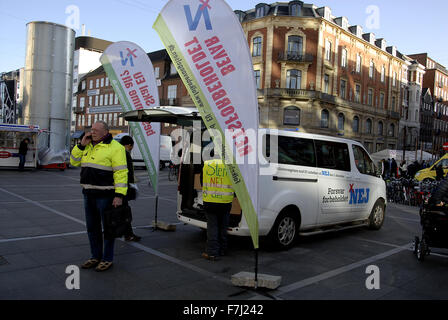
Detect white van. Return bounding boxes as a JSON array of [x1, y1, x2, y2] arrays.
[[123, 107, 387, 249]]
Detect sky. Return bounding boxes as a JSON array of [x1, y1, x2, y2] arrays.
[[1, 0, 447, 72]]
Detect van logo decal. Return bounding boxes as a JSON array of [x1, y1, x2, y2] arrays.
[[349, 184, 370, 204]]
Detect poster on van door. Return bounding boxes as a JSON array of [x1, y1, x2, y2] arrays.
[[100, 42, 161, 193], [153, 0, 260, 248]]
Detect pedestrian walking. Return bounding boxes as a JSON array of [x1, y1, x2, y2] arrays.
[[201, 158, 234, 261], [391, 158, 398, 178], [18, 138, 30, 171], [119, 135, 141, 242], [70, 121, 128, 272], [399, 160, 408, 178]]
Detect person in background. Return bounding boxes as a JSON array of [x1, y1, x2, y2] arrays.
[[18, 138, 30, 171], [201, 157, 235, 261], [391, 158, 398, 178], [119, 135, 141, 242], [70, 121, 128, 272], [399, 160, 408, 178]]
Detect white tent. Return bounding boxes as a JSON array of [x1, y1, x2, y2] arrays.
[[370, 149, 434, 164]]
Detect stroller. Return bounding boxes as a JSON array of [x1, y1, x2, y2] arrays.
[[413, 179, 448, 261]]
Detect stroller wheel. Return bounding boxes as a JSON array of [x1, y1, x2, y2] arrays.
[[417, 239, 427, 261]]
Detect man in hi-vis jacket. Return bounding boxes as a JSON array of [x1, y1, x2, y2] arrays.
[[70, 121, 128, 272]]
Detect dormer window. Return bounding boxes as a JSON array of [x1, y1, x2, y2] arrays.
[[289, 1, 302, 16], [234, 10, 246, 23], [255, 4, 269, 18]]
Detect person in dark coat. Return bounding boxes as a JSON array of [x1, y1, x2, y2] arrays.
[[391, 158, 398, 178], [436, 164, 445, 181], [120, 136, 141, 242], [429, 176, 448, 207], [18, 138, 30, 171]]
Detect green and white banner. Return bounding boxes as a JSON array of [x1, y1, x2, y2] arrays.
[[154, 0, 259, 248], [100, 42, 161, 193]]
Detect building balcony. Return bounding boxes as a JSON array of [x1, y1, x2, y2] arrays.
[[258, 88, 318, 100], [277, 52, 314, 64], [388, 110, 400, 120]]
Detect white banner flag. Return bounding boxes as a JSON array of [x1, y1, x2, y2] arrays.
[[154, 0, 259, 248], [100, 42, 161, 193]]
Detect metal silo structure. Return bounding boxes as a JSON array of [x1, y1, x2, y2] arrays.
[[22, 21, 75, 167]]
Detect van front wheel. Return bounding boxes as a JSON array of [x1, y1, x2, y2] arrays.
[[268, 211, 299, 249]]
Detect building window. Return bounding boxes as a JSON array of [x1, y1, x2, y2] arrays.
[[366, 119, 372, 134], [168, 85, 177, 104], [104, 94, 108, 106], [88, 115, 91, 126], [254, 70, 261, 89], [100, 78, 104, 87], [355, 84, 361, 103], [287, 36, 303, 57], [95, 96, 99, 106], [369, 60, 374, 79], [80, 97, 85, 110], [393, 72, 397, 86], [252, 37, 262, 57], [154, 67, 160, 79], [88, 96, 92, 106], [115, 95, 119, 105], [341, 48, 347, 68], [283, 106, 300, 126], [338, 113, 345, 131], [81, 81, 86, 91], [378, 121, 383, 136], [392, 96, 396, 110], [381, 66, 385, 83], [286, 69, 302, 89], [368, 88, 373, 106], [325, 39, 332, 61], [96, 79, 100, 88], [389, 124, 395, 137], [321, 109, 329, 128], [89, 80, 93, 89], [255, 5, 266, 18], [110, 93, 114, 105], [105, 77, 109, 87], [170, 63, 177, 75], [323, 74, 330, 94], [100, 95, 104, 106], [290, 3, 301, 16], [380, 92, 385, 109], [340, 79, 347, 99], [356, 54, 362, 73], [353, 116, 359, 133]]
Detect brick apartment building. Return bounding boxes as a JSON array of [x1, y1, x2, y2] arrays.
[[74, 49, 193, 136], [236, 1, 414, 153], [408, 53, 448, 156]]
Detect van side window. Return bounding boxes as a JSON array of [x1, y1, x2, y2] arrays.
[[315, 140, 351, 172], [265, 135, 316, 167], [352, 145, 376, 176]]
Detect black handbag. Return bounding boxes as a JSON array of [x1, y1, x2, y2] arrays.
[[103, 205, 132, 239]]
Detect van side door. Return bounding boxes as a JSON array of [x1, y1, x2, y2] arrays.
[[315, 140, 353, 225], [264, 135, 319, 229]]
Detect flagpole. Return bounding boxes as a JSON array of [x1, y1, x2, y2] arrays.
[[153, 127, 161, 231]]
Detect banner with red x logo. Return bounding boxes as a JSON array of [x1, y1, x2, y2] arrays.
[[154, 0, 260, 248]]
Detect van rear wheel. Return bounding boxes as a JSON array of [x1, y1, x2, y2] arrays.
[[368, 200, 385, 230], [268, 210, 299, 249]]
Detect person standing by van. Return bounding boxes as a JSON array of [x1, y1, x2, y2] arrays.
[[119, 135, 141, 242], [201, 158, 234, 261]]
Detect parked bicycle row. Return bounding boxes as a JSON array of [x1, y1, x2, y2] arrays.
[[386, 178, 440, 207]]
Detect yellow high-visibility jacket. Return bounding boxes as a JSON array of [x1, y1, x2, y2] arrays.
[[70, 134, 128, 197], [202, 159, 234, 204]]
